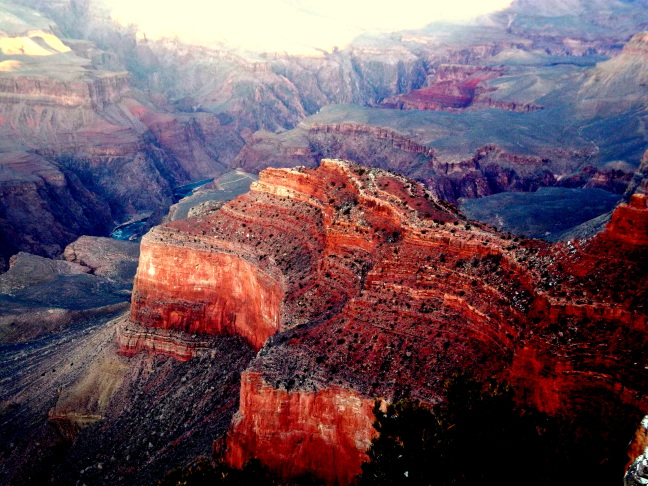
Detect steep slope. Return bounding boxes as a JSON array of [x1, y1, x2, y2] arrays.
[[128, 160, 647, 483], [0, 236, 138, 342], [0, 2, 241, 268], [578, 31, 648, 116], [0, 309, 256, 486]]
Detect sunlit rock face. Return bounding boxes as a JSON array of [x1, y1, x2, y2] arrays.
[[127, 159, 647, 483], [128, 158, 466, 357], [602, 194, 648, 247], [226, 371, 377, 485], [130, 238, 284, 351], [578, 31, 648, 116]]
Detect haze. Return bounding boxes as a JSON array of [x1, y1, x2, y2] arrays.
[[102, 0, 514, 54]]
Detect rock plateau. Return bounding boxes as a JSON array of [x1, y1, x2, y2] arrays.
[[127, 160, 647, 484]]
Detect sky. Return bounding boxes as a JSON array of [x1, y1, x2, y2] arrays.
[[102, 0, 514, 54]]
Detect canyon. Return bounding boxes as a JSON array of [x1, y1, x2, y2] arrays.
[[0, 165, 646, 483], [1, 0, 648, 268], [9, 160, 638, 485], [1, 0, 648, 484]]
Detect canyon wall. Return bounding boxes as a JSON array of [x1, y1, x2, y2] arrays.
[[226, 371, 376, 485], [130, 233, 284, 350], [0, 71, 130, 109], [127, 160, 647, 483], [233, 123, 627, 206]]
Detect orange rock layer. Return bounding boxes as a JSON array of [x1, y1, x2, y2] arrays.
[[226, 372, 376, 485], [131, 239, 284, 351], [128, 160, 647, 484]]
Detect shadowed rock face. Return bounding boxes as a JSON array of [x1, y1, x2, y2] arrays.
[[127, 160, 647, 483], [0, 309, 256, 486], [0, 236, 139, 342], [0, 3, 243, 267]]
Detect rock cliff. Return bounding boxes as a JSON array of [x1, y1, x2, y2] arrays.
[[129, 160, 647, 483], [0, 236, 138, 342], [0, 4, 244, 267], [578, 31, 648, 116], [226, 371, 376, 485], [233, 122, 625, 206]]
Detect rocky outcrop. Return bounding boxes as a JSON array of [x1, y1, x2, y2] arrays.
[[127, 159, 646, 483], [0, 240, 136, 342], [234, 126, 611, 206], [600, 194, 648, 247], [63, 235, 140, 280], [226, 371, 376, 485], [117, 319, 227, 361], [382, 65, 503, 111], [130, 236, 284, 351], [129, 159, 465, 358], [308, 123, 436, 158]]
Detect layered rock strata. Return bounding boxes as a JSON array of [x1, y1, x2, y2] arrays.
[[129, 160, 647, 483], [0, 4, 239, 266], [130, 240, 284, 351], [226, 371, 376, 485], [233, 123, 624, 206]]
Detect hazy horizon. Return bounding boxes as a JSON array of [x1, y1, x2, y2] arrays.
[[100, 0, 514, 54]]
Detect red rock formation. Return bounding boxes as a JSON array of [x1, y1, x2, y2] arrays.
[[117, 319, 226, 361], [382, 65, 498, 111], [508, 194, 648, 418], [382, 64, 542, 113], [130, 237, 284, 350], [602, 194, 648, 247], [128, 159, 647, 483], [226, 371, 376, 485]]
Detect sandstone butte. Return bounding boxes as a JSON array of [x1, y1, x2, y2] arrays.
[[121, 159, 648, 484]]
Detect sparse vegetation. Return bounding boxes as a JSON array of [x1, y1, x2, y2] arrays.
[[159, 458, 276, 486], [358, 372, 642, 485]]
